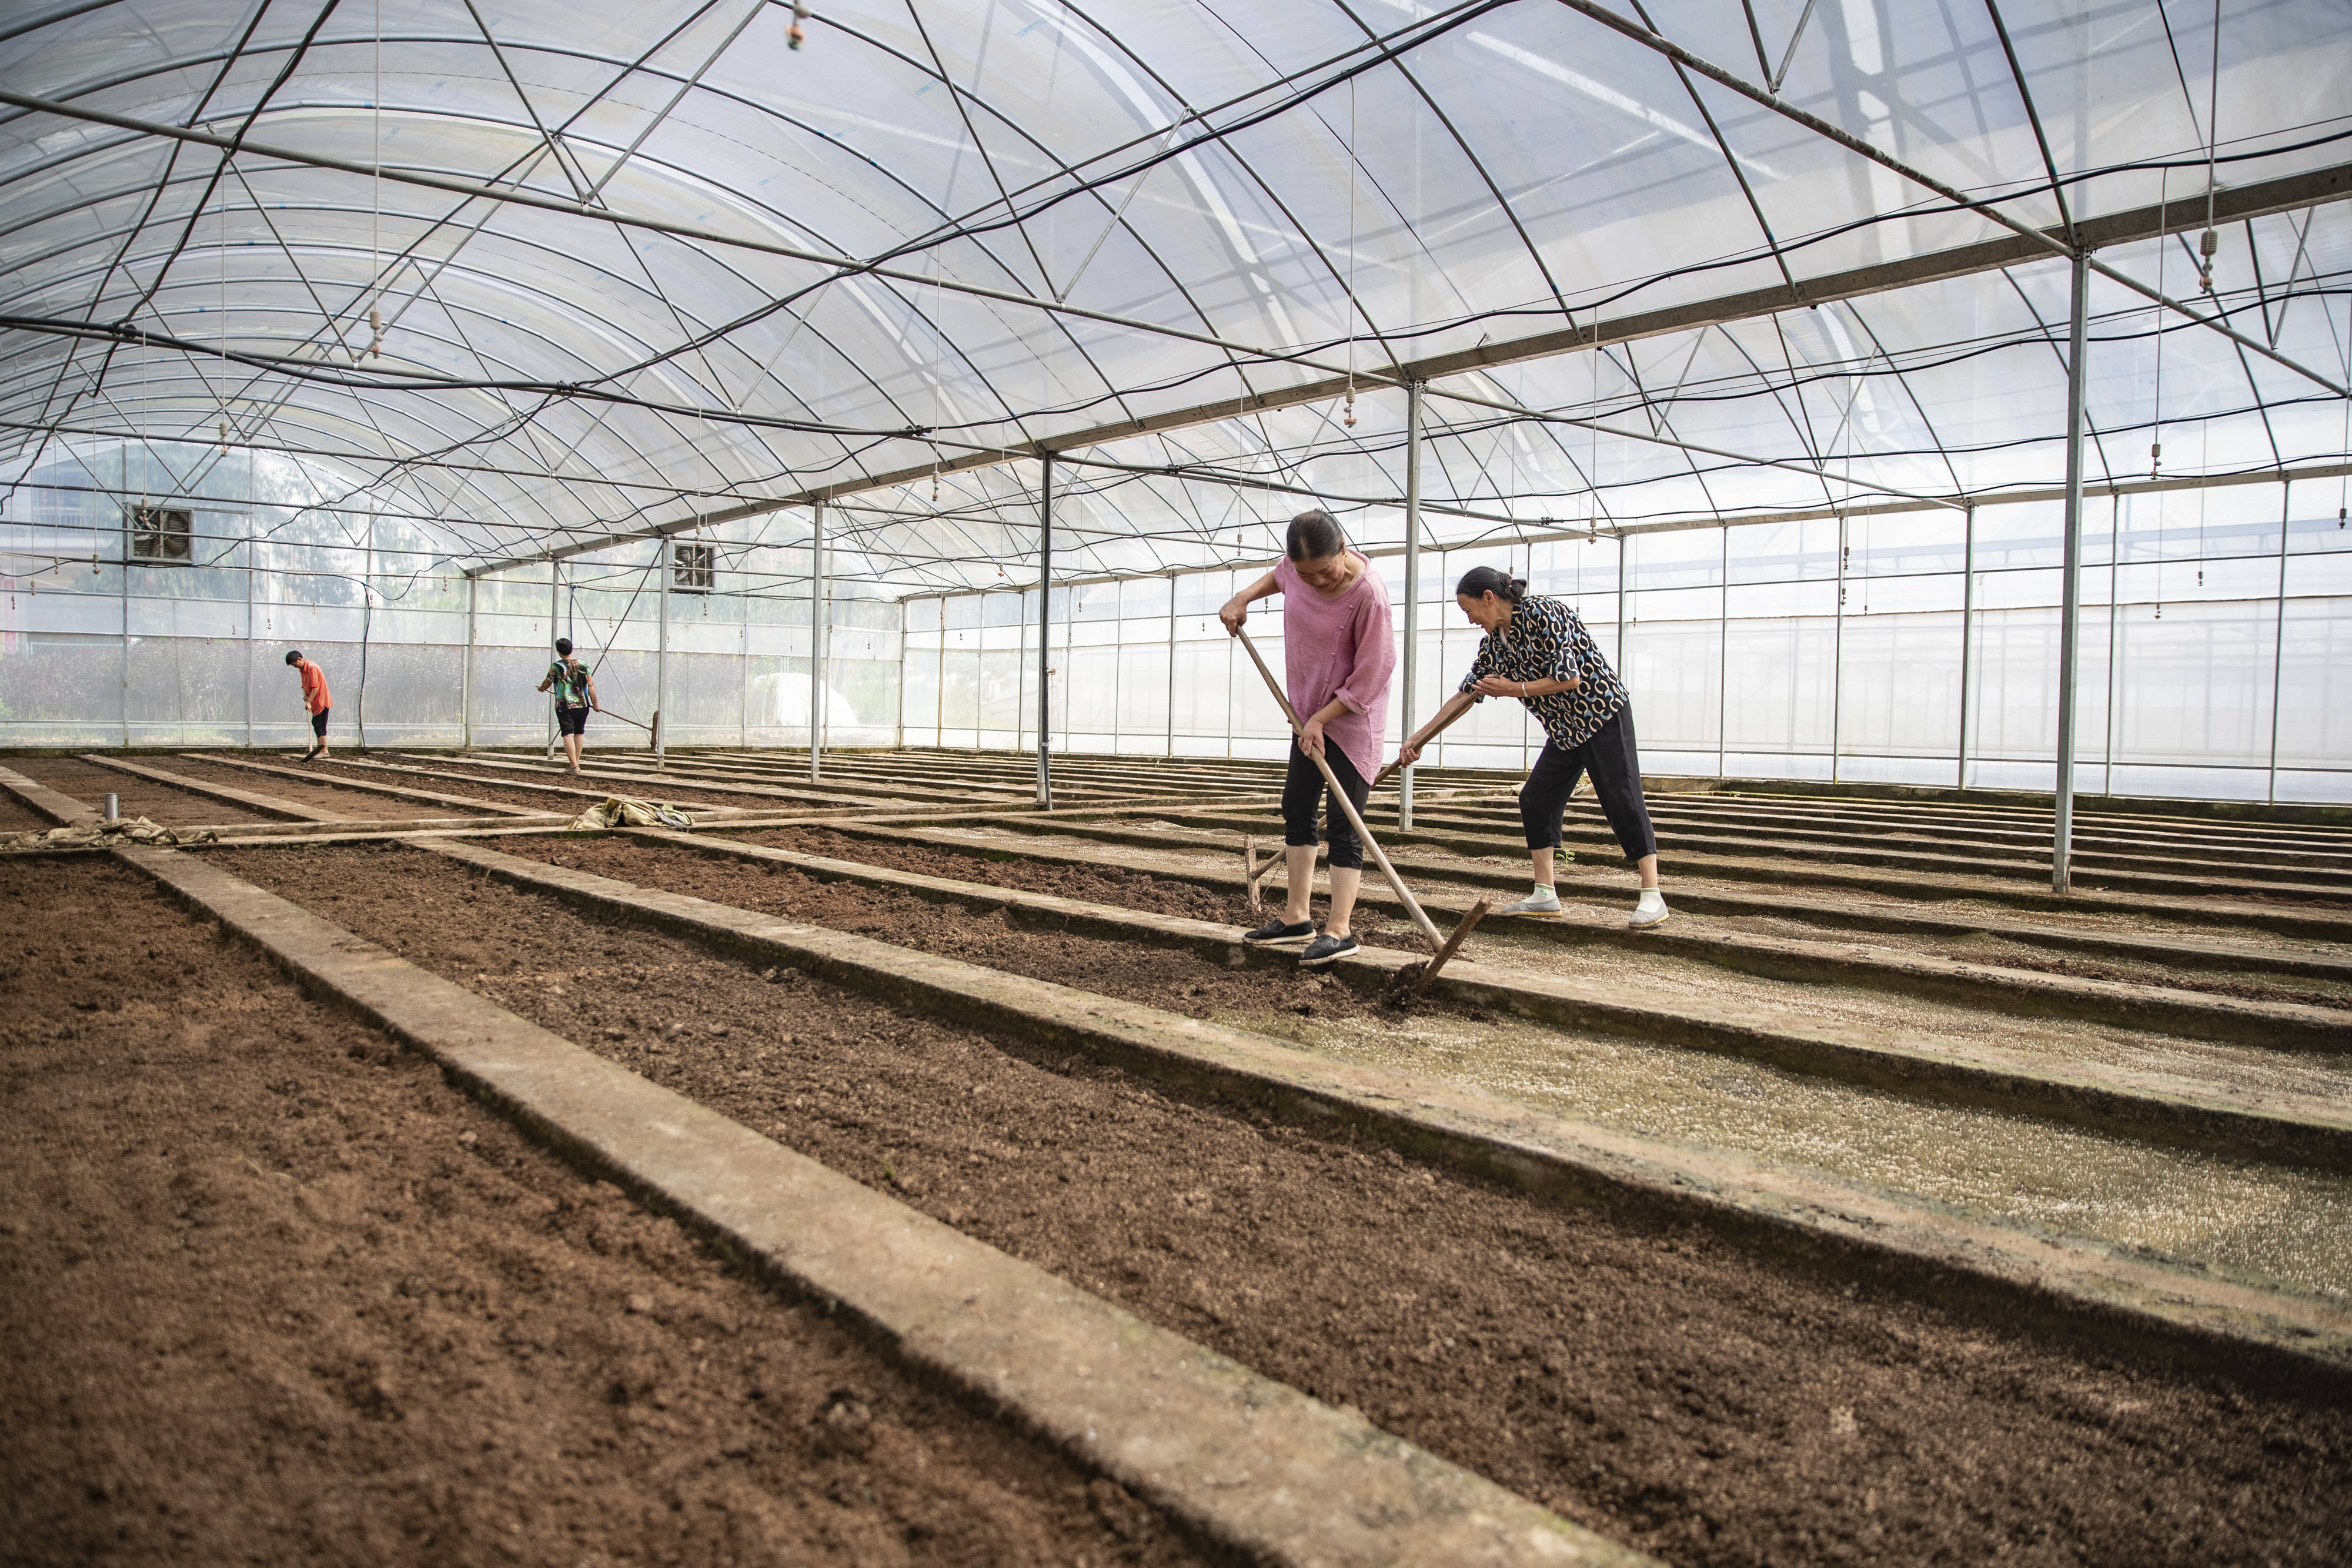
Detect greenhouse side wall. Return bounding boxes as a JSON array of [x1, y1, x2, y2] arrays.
[[897, 480, 2352, 806]]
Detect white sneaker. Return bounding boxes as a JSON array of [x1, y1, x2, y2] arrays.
[[1496, 888, 1564, 917], [1629, 889, 1670, 929]]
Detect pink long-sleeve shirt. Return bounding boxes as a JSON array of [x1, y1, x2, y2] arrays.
[[1274, 551, 1395, 783]]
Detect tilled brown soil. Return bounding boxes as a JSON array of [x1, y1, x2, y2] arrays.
[[287, 758, 586, 815], [0, 788, 51, 831], [754, 825, 2352, 1007], [0, 857, 1199, 1567], [492, 835, 1434, 1031], [160, 754, 499, 820], [343, 755, 760, 813], [7, 755, 273, 825], [739, 825, 1381, 938], [1923, 944, 2352, 1008], [207, 840, 2352, 1568]]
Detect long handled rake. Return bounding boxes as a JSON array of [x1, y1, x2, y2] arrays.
[[582, 707, 662, 755], [1232, 627, 1447, 954], [1372, 698, 1475, 790]]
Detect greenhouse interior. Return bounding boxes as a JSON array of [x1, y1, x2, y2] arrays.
[[4, 3, 2351, 1566]]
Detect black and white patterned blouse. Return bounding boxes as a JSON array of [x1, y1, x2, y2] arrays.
[[1458, 594, 1629, 751]]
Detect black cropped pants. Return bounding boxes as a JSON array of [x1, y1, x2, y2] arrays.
[[1520, 706, 1658, 865], [1281, 740, 1371, 870]]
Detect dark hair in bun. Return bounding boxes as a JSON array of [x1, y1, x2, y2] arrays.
[[1455, 566, 1527, 604], [1285, 509, 1346, 561]]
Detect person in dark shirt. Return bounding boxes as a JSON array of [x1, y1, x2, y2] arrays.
[[1395, 566, 1668, 928], [536, 637, 601, 774]]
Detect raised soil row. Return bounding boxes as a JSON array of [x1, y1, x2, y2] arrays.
[[0, 857, 1197, 1567], [200, 838, 2352, 1568]]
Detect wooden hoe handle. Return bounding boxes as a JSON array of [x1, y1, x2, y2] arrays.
[[1232, 628, 1445, 952]]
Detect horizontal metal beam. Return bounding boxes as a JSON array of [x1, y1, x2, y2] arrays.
[[468, 161, 2352, 576]]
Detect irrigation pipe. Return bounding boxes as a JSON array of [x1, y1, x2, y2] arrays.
[[1232, 627, 1446, 953]]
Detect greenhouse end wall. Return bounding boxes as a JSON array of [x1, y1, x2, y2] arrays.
[[1, 463, 901, 752]]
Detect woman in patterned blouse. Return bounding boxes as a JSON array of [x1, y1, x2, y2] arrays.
[[1395, 566, 1669, 928]]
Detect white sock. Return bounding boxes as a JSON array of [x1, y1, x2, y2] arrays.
[[1636, 887, 1665, 908], [1533, 883, 1554, 898]]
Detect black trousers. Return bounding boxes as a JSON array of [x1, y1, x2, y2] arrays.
[[1520, 707, 1658, 864], [310, 708, 329, 738], [1281, 740, 1371, 870], [556, 704, 589, 736]]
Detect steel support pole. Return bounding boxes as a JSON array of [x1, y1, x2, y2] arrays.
[[1162, 571, 1178, 759], [1956, 504, 1975, 788], [2053, 247, 2092, 893], [1037, 454, 1054, 807], [243, 525, 255, 750], [1830, 514, 1846, 784], [1715, 522, 1728, 780], [2103, 497, 2121, 797], [546, 561, 560, 760], [810, 500, 825, 781], [358, 514, 373, 754], [2266, 485, 2290, 803], [460, 572, 476, 751], [1401, 380, 1424, 830], [655, 541, 670, 764], [1613, 531, 1626, 666], [118, 460, 129, 749]]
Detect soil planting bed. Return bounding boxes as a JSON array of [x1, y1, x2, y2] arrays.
[[290, 758, 587, 815], [738, 824, 1404, 941], [0, 788, 52, 831], [792, 821, 2352, 1005], [207, 840, 2352, 1568], [370, 755, 764, 812], [161, 754, 496, 820], [500, 835, 1425, 1025], [6, 755, 272, 825], [0, 857, 1199, 1567]]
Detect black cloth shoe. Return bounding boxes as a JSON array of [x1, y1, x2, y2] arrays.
[[1299, 932, 1359, 967], [1242, 917, 1315, 945]]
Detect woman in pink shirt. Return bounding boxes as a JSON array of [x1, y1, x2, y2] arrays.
[[1218, 510, 1395, 967]]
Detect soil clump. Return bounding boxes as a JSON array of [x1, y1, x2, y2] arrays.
[[0, 856, 1198, 1567], [208, 840, 2352, 1568]]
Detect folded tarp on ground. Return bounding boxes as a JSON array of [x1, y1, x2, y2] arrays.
[[1, 817, 220, 852], [564, 797, 696, 833]]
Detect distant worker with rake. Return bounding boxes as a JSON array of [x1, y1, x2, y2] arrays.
[[1396, 566, 1669, 928], [1220, 509, 1395, 968], [536, 637, 602, 774], [285, 648, 332, 761]]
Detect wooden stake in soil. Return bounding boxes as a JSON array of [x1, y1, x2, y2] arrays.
[[1232, 627, 1446, 952], [1243, 833, 1266, 912], [1409, 900, 1491, 996]]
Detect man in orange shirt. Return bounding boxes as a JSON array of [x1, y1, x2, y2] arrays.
[[285, 649, 332, 761]]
